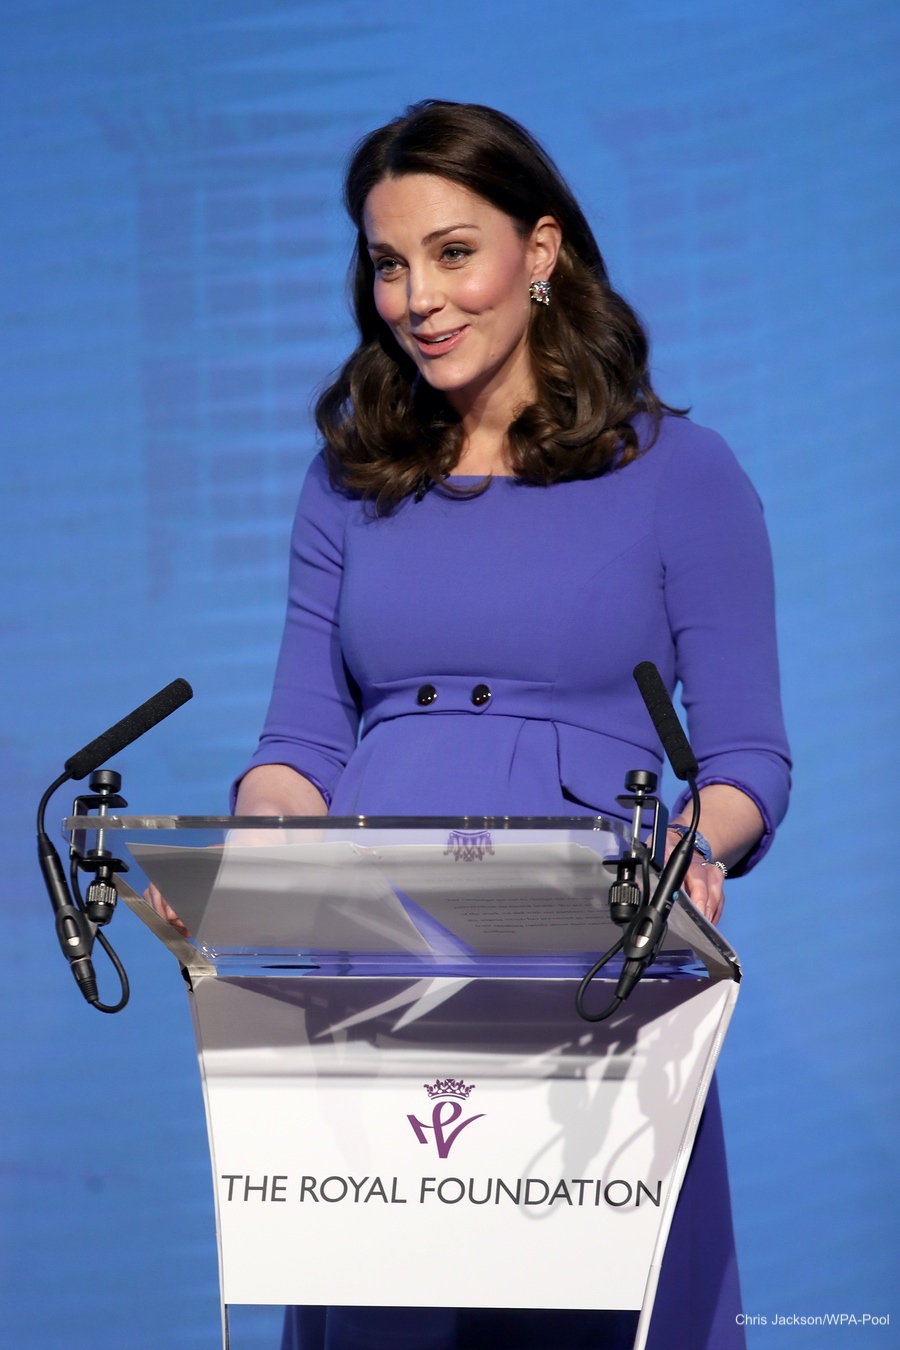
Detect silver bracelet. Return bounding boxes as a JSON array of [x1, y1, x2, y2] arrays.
[[668, 823, 713, 863], [701, 859, 728, 878]]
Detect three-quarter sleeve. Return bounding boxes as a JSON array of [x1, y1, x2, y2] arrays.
[[653, 422, 791, 872], [230, 453, 360, 809]]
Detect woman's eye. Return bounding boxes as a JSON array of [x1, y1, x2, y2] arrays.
[[374, 257, 401, 276], [442, 246, 472, 263]]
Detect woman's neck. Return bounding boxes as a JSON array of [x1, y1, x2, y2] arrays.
[[449, 343, 534, 477], [453, 431, 512, 476]]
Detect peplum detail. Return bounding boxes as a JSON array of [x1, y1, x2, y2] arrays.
[[361, 674, 556, 730]]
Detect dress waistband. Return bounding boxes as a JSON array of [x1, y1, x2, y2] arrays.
[[361, 675, 556, 734]]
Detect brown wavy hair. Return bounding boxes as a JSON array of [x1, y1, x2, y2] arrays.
[[316, 100, 679, 511]]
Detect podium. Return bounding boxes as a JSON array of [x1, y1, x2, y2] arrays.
[[64, 812, 741, 1350]]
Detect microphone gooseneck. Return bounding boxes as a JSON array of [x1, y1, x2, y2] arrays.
[[37, 678, 194, 1012], [613, 773, 700, 1004]]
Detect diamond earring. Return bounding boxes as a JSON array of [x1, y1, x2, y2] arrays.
[[529, 279, 551, 306]]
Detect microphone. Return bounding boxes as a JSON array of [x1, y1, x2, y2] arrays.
[[65, 677, 193, 781], [576, 663, 701, 1023], [37, 678, 194, 1011], [632, 661, 698, 781], [616, 664, 700, 1001]]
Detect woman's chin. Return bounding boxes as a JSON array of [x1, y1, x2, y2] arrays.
[[414, 354, 498, 400], [416, 366, 477, 397]]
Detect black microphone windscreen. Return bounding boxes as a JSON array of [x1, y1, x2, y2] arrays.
[[64, 678, 193, 780], [632, 662, 699, 782]]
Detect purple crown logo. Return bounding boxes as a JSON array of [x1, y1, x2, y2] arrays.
[[424, 1078, 475, 1101], [444, 830, 494, 862], [410, 1079, 484, 1157]]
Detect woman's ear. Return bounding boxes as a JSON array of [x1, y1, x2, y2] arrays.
[[529, 215, 563, 282]]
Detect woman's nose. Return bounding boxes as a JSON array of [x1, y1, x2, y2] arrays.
[[407, 264, 444, 319]]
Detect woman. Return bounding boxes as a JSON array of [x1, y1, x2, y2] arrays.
[[231, 100, 790, 1348]]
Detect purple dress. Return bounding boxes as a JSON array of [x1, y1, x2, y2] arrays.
[[239, 414, 791, 1348]]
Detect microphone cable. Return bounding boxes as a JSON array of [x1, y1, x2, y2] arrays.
[[575, 933, 627, 1023], [70, 843, 130, 1014]]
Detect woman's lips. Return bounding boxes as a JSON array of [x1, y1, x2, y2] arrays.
[[411, 325, 468, 357]]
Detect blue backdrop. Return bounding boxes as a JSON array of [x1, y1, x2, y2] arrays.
[[1, 1, 897, 1346]]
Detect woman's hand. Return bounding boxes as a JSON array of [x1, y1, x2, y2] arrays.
[[667, 833, 725, 925], [143, 765, 328, 938], [665, 783, 765, 926], [144, 882, 191, 938]]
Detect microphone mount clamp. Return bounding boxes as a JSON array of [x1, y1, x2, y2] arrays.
[[71, 769, 130, 927], [607, 769, 667, 927]]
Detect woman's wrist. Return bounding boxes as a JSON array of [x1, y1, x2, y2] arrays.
[[667, 822, 713, 863], [668, 784, 765, 872], [234, 764, 328, 817], [666, 823, 727, 875]]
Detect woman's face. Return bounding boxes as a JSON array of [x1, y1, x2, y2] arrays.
[[363, 174, 559, 409]]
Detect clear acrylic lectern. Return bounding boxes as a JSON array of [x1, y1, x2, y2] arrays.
[[63, 813, 741, 1350]]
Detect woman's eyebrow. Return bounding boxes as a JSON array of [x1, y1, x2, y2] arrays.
[[366, 223, 481, 253], [421, 223, 481, 246]]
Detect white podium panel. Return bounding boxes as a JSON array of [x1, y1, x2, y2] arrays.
[[61, 813, 742, 1350], [195, 975, 736, 1314]]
